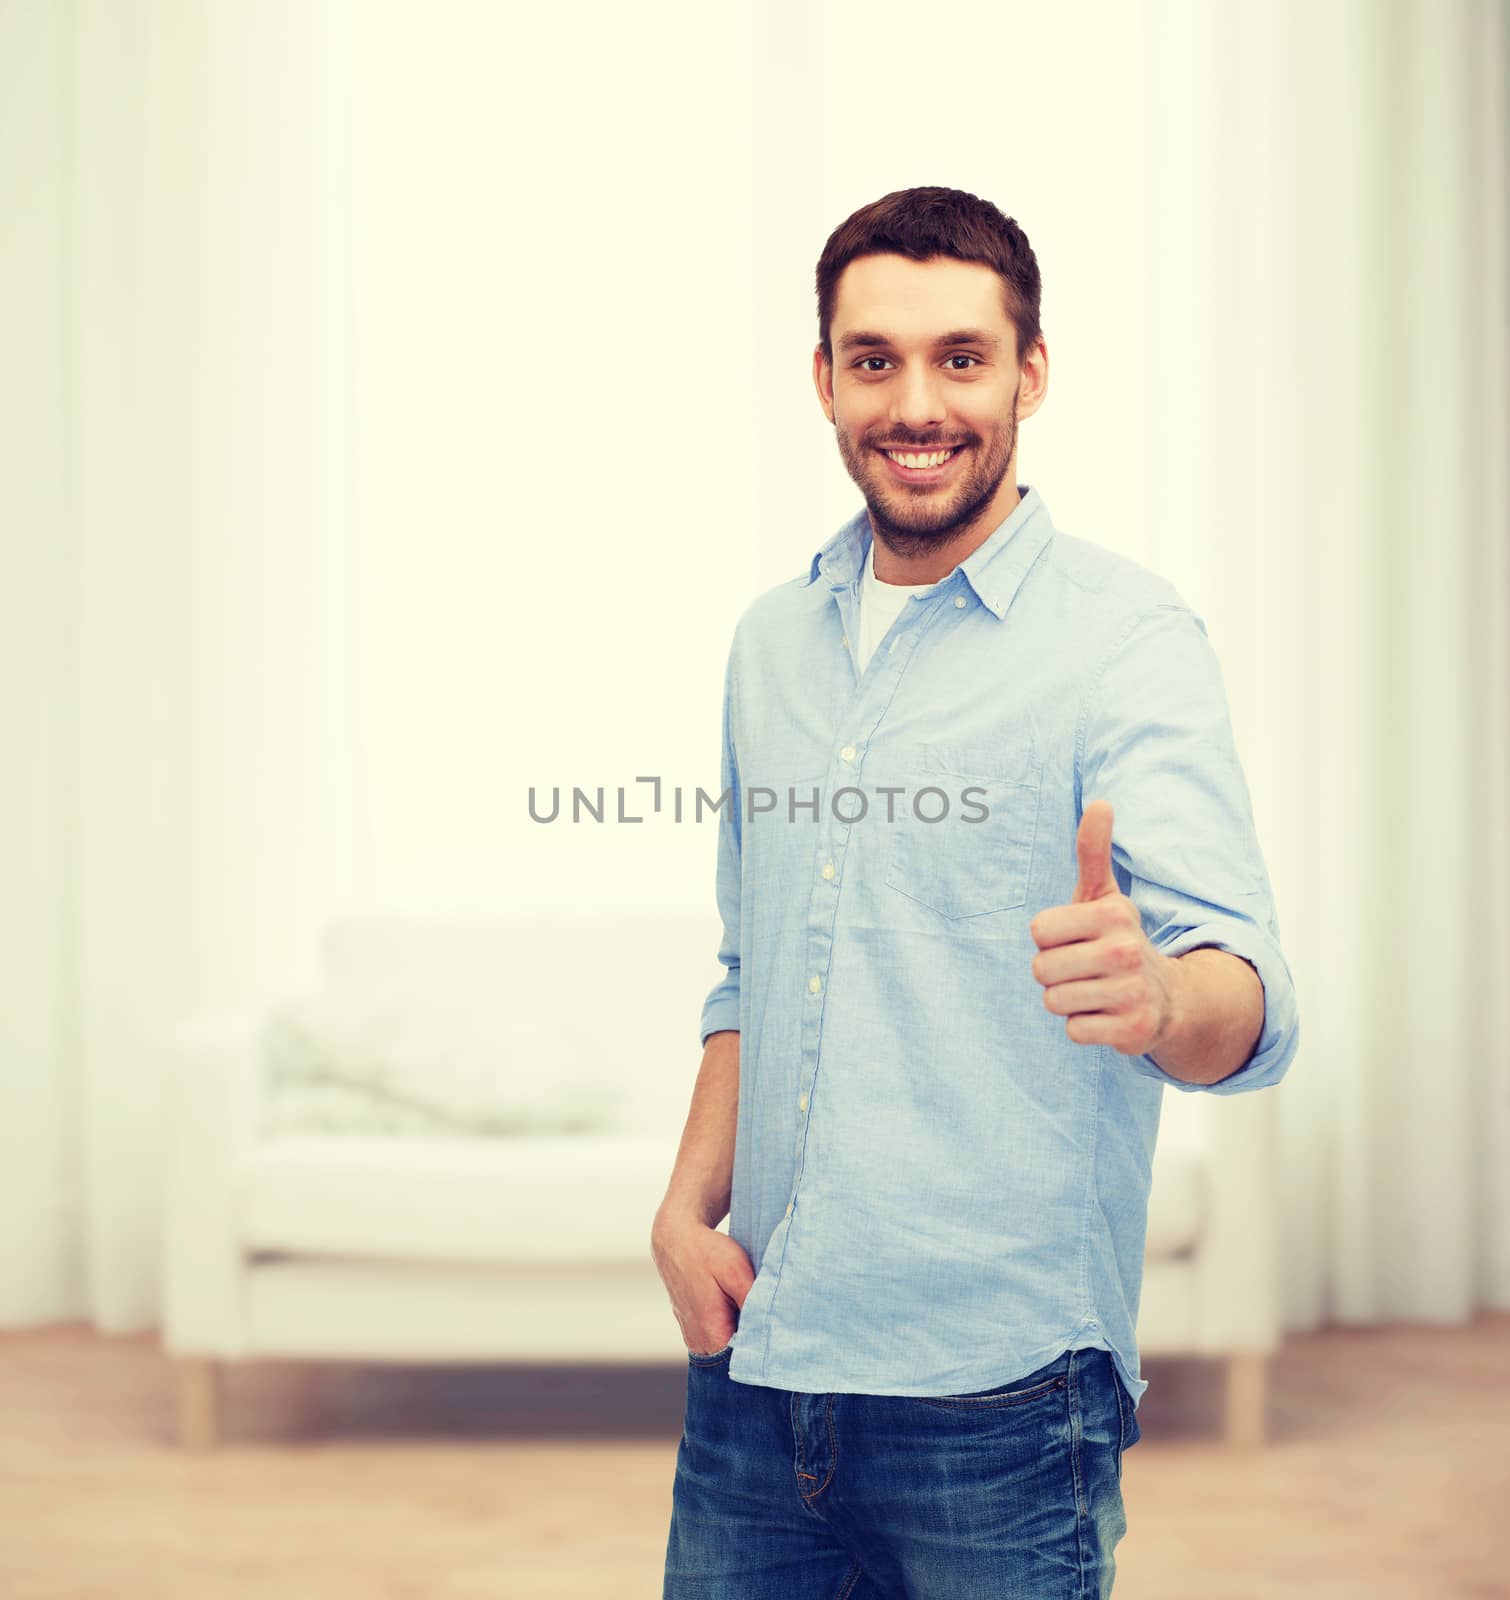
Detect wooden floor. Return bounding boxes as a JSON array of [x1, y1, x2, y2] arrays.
[[1, 1313, 1506, 1598]]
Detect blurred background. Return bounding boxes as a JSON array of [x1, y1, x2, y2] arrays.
[[3, 0, 1508, 1595]]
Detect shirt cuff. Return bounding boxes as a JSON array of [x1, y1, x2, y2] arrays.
[[699, 990, 741, 1049], [1131, 918, 1300, 1094]]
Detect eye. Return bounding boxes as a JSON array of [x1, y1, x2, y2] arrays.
[[852, 354, 983, 373]]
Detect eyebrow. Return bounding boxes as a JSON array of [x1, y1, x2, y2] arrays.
[[835, 327, 1003, 354]]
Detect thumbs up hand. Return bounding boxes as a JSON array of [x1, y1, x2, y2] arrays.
[[1029, 800, 1181, 1056]]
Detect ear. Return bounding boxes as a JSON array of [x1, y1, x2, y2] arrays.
[[812, 345, 835, 424], [1015, 336, 1049, 422]]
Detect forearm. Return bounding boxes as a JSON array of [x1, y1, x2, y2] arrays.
[[1148, 947, 1265, 1086], [654, 1029, 740, 1233]]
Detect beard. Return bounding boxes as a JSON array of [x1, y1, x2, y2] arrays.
[[834, 380, 1020, 562]]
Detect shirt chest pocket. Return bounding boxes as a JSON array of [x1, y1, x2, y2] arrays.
[[883, 740, 1043, 920]]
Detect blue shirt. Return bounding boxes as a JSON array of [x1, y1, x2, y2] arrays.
[[698, 483, 1300, 1410]]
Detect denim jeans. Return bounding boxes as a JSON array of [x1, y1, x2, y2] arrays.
[[663, 1344, 1139, 1598]]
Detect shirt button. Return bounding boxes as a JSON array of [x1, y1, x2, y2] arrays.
[[798, 1093, 808, 1111], [808, 974, 822, 992], [954, 595, 967, 608], [840, 744, 856, 761], [841, 634, 849, 646], [821, 862, 835, 880], [785, 1200, 793, 1218]]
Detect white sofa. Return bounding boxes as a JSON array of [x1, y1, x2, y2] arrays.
[[160, 911, 1283, 1450]]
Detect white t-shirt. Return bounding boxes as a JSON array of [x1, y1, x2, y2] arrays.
[[856, 533, 942, 673]]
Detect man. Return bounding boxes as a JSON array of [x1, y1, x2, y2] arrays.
[[653, 186, 1300, 1597]]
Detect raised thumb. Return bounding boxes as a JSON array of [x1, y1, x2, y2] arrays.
[[1072, 799, 1117, 903]]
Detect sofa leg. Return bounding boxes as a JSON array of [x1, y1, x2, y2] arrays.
[[177, 1357, 221, 1451], [1223, 1350, 1267, 1451]]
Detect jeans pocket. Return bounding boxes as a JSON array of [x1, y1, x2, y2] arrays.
[[1111, 1366, 1129, 1479], [917, 1348, 1071, 1410], [884, 740, 1042, 921], [1112, 1367, 1141, 1471], [686, 1342, 734, 1365]]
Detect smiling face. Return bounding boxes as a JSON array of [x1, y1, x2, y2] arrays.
[[814, 252, 1048, 574]]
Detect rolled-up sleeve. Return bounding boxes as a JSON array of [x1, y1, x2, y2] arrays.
[[1076, 603, 1300, 1094], [698, 632, 743, 1047]]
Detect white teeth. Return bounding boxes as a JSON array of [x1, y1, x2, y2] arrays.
[[885, 448, 956, 469]]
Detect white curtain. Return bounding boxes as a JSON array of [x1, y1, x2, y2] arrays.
[[1139, 0, 1510, 1328], [3, 0, 1506, 1336]]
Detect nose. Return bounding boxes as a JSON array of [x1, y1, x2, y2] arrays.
[[890, 365, 948, 433]]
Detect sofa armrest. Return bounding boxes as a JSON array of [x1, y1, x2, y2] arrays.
[[1190, 1088, 1283, 1354], [159, 1012, 264, 1356]]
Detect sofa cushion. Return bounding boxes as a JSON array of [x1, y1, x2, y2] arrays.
[[258, 981, 625, 1137], [313, 911, 729, 1139], [236, 1132, 680, 1263]]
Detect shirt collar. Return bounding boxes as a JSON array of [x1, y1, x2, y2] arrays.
[[805, 484, 1053, 620]]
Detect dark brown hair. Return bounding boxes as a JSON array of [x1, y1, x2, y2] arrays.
[[815, 186, 1042, 369]]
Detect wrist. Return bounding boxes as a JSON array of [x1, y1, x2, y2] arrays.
[[1148, 950, 1186, 1059], [653, 1200, 719, 1243]]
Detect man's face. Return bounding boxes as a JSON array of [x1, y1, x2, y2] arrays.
[[814, 252, 1046, 556]]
